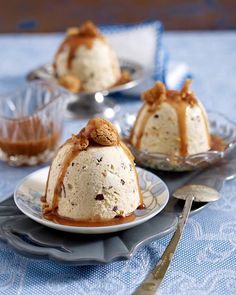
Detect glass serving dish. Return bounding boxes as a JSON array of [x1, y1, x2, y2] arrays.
[[0, 81, 68, 166], [27, 59, 144, 119], [119, 111, 236, 172]]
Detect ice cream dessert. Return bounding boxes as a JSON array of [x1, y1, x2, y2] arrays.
[[42, 118, 143, 226], [130, 80, 211, 157], [54, 21, 122, 93]]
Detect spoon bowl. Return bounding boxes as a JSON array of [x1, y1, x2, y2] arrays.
[[173, 184, 220, 202]]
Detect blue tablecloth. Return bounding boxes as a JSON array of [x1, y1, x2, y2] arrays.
[[0, 31, 236, 295]]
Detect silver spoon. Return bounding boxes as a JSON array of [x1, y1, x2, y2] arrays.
[[133, 184, 220, 295]]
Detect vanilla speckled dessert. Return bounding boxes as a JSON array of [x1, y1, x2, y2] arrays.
[[130, 80, 212, 157], [54, 21, 122, 93], [42, 118, 143, 226]]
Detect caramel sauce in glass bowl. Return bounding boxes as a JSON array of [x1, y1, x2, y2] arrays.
[[0, 118, 60, 157], [0, 81, 67, 166]]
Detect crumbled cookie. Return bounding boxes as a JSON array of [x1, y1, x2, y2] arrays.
[[87, 118, 119, 146], [66, 27, 80, 36], [78, 136, 89, 150], [141, 81, 166, 104], [79, 21, 99, 38], [141, 79, 197, 106], [70, 132, 89, 150], [69, 118, 120, 149], [58, 74, 81, 93]]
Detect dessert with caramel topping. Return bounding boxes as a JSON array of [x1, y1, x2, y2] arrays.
[[54, 21, 121, 93], [42, 118, 143, 226], [130, 80, 212, 157]]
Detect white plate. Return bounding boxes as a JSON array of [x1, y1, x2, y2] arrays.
[[14, 167, 169, 234]]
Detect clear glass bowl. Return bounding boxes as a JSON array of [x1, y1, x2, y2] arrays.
[[120, 111, 236, 171], [0, 81, 68, 166]]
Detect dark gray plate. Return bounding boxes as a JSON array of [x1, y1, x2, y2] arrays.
[[0, 151, 235, 265], [0, 200, 177, 265]]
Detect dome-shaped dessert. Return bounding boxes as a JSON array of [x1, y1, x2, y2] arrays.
[[54, 21, 121, 93], [130, 80, 211, 156], [42, 118, 142, 225]]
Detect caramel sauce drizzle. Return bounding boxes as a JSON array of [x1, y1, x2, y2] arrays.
[[43, 127, 90, 214], [42, 144, 66, 213], [42, 140, 83, 215], [134, 106, 152, 149], [43, 211, 136, 227], [130, 80, 212, 157], [54, 21, 104, 71], [42, 118, 144, 226], [52, 145, 81, 211], [55, 35, 97, 70], [211, 135, 225, 151]]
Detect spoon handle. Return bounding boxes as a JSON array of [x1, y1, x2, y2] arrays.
[[133, 195, 194, 295]]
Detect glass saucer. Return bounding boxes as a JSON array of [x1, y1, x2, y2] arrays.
[[120, 111, 236, 171]]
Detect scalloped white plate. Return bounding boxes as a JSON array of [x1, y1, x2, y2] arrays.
[[14, 166, 169, 234]]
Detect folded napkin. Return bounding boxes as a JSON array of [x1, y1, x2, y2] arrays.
[[165, 61, 192, 90], [101, 21, 163, 81], [101, 21, 191, 90]]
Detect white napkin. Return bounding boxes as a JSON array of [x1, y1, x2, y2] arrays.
[[102, 22, 161, 76], [102, 21, 191, 90], [165, 61, 191, 89]]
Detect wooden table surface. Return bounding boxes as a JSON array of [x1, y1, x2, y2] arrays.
[[0, 0, 236, 32]]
